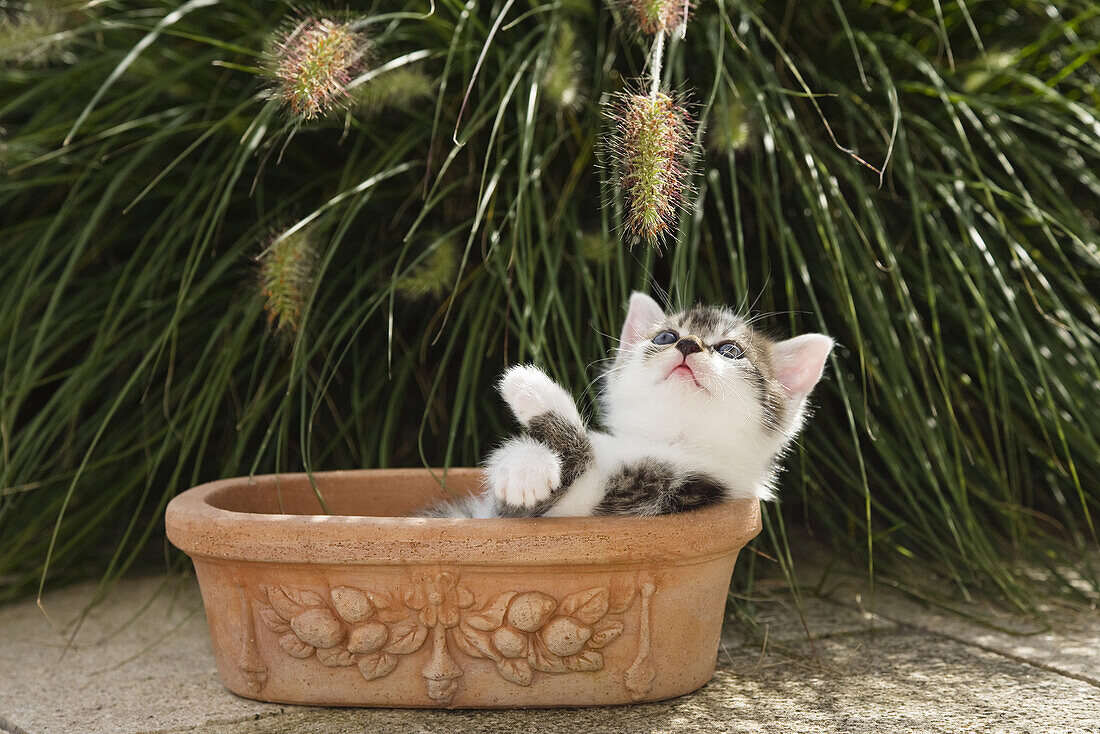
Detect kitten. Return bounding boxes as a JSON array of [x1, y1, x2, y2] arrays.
[[427, 292, 834, 518]]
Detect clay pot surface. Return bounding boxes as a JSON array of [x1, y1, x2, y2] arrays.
[[166, 468, 760, 708]]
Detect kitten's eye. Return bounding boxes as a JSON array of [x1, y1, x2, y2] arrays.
[[715, 342, 745, 359], [652, 330, 678, 345]]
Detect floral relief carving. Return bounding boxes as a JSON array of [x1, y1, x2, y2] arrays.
[[452, 585, 631, 686], [252, 574, 648, 704]]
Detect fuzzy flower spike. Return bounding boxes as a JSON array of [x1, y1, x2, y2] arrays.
[[609, 89, 693, 247], [621, 0, 692, 36], [258, 228, 315, 336], [268, 16, 369, 120], [0, 1, 73, 67]]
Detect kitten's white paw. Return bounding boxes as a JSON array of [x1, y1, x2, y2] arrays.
[[487, 436, 562, 508], [499, 365, 582, 427]]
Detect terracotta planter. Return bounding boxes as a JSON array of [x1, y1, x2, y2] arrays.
[[166, 468, 761, 708]]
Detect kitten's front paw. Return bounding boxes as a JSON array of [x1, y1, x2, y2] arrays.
[[487, 437, 562, 508], [499, 364, 582, 427]]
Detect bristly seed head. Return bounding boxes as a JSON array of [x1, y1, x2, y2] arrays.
[[351, 67, 434, 117], [707, 99, 755, 153], [0, 1, 77, 67], [607, 90, 694, 247], [258, 228, 314, 336], [618, 0, 692, 36], [542, 21, 584, 112], [579, 232, 614, 263], [393, 236, 458, 301], [267, 15, 369, 120]]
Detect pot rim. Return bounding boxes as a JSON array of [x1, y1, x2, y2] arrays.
[[166, 468, 762, 566]]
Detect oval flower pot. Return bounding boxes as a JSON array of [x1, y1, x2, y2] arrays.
[[166, 468, 761, 708]]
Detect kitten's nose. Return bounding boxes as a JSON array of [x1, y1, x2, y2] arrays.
[[676, 337, 702, 356]]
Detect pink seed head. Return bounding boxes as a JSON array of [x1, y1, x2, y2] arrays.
[[268, 16, 369, 120], [620, 0, 692, 36], [607, 90, 694, 247]]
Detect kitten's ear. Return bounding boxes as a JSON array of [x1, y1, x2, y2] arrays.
[[620, 292, 665, 348], [772, 334, 834, 401]]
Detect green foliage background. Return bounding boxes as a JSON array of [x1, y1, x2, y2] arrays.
[[1, 0, 1097, 614]]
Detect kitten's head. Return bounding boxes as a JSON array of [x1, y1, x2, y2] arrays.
[[603, 292, 834, 448]]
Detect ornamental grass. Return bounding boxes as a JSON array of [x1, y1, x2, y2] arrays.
[[0, 0, 1096, 622]]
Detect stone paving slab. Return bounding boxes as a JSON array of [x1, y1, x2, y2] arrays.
[[1, 574, 1098, 734], [719, 591, 896, 649], [0, 575, 271, 734], [158, 631, 1100, 734], [806, 568, 1100, 687]]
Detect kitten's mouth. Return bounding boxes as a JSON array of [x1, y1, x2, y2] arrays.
[[667, 362, 705, 390]]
